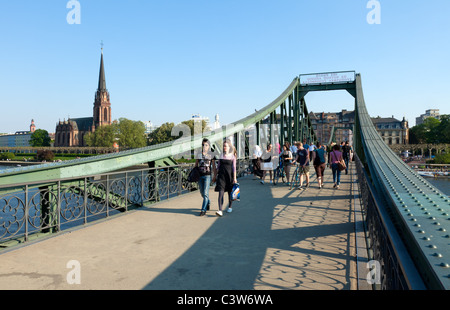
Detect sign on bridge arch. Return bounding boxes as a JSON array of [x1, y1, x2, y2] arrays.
[[300, 71, 355, 86]]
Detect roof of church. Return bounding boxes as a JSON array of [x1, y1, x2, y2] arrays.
[[68, 117, 93, 132]]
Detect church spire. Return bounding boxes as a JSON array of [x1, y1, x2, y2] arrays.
[[98, 44, 106, 92], [93, 43, 111, 130]]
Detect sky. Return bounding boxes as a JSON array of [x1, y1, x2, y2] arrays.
[[0, 0, 449, 134]]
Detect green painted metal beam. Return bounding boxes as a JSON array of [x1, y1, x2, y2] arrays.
[[0, 78, 300, 187]]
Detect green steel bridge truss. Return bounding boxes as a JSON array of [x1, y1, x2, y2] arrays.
[[0, 72, 449, 289]]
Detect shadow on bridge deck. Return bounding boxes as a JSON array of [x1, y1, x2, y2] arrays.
[[0, 163, 367, 290]]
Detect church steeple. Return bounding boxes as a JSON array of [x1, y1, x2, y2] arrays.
[[98, 47, 107, 92], [93, 45, 111, 130]]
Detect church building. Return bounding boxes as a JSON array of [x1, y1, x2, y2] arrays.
[[54, 49, 111, 147]]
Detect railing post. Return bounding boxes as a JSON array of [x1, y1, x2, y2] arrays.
[[83, 177, 87, 224], [177, 166, 182, 196], [141, 170, 144, 207], [125, 171, 129, 211], [167, 168, 170, 200], [106, 175, 110, 217], [57, 181, 61, 232], [24, 185, 29, 242]]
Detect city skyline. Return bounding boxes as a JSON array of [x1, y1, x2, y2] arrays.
[[0, 1, 449, 134]]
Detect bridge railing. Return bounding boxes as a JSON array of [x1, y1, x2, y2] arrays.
[[0, 158, 253, 248], [354, 153, 426, 289]]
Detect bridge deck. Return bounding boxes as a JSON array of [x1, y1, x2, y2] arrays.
[[0, 163, 369, 290]]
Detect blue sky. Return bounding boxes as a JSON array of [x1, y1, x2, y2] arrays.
[[0, 0, 449, 134]]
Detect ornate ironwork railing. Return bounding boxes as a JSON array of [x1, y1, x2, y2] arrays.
[[353, 153, 426, 290], [0, 158, 253, 248]]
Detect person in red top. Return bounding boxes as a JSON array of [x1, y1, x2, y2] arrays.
[[330, 144, 343, 189]]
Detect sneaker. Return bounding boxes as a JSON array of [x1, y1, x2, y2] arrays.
[[286, 182, 290, 186], [260, 180, 265, 185], [305, 183, 310, 188], [199, 211, 206, 216], [336, 185, 340, 189], [216, 211, 223, 217], [297, 186, 303, 190], [227, 208, 233, 213], [333, 183, 337, 188]]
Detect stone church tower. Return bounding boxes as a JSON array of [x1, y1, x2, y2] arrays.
[[55, 49, 112, 147], [92, 48, 111, 131]]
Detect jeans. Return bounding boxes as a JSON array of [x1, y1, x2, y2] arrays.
[[331, 163, 341, 185], [198, 175, 211, 211], [344, 156, 349, 173]]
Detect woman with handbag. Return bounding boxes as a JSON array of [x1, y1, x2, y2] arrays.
[[212, 139, 237, 216], [330, 144, 344, 189], [195, 138, 216, 216]]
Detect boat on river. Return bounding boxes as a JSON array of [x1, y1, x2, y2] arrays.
[[416, 169, 449, 178]]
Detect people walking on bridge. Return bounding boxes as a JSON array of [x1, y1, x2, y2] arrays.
[[281, 144, 293, 186], [341, 141, 352, 175], [295, 142, 310, 189], [260, 144, 274, 185], [330, 144, 343, 189], [252, 145, 263, 180], [290, 141, 298, 155], [312, 142, 326, 189], [195, 138, 216, 216], [213, 139, 237, 216]]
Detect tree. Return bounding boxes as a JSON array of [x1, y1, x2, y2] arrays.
[[30, 129, 51, 147], [84, 125, 115, 147], [423, 117, 441, 144], [437, 115, 450, 143], [116, 118, 147, 149], [409, 115, 450, 144], [147, 120, 208, 146], [84, 118, 147, 149], [148, 122, 176, 146], [36, 150, 55, 161]]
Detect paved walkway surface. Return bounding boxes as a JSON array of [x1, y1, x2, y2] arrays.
[[0, 163, 368, 290]]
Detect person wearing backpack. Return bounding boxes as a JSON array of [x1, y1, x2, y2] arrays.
[[295, 142, 310, 189], [313, 142, 327, 189], [341, 141, 352, 175], [195, 138, 216, 216]]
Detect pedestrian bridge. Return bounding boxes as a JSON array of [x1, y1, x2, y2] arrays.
[[0, 72, 449, 290], [0, 163, 365, 290]]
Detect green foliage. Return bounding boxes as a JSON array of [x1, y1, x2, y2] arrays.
[[0, 152, 15, 160], [84, 125, 115, 147], [30, 129, 51, 147], [84, 118, 147, 149], [432, 153, 450, 164], [148, 120, 208, 146], [116, 118, 147, 149], [36, 150, 55, 161], [409, 115, 450, 144], [148, 122, 176, 146]]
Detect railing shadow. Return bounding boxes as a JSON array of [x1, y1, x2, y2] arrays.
[[142, 172, 355, 290]]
